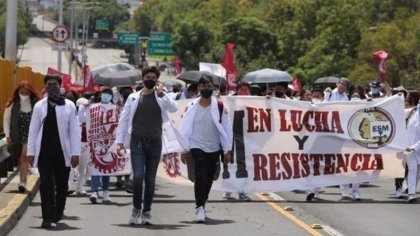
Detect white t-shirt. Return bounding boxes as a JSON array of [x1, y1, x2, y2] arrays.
[[190, 105, 220, 152]]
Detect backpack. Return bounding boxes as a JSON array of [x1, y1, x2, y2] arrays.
[[175, 92, 182, 100]]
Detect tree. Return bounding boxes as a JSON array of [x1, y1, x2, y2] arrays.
[[0, 1, 31, 55], [172, 20, 213, 69]]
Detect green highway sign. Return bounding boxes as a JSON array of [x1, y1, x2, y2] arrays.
[[95, 20, 109, 30], [118, 31, 139, 45], [148, 32, 175, 56]]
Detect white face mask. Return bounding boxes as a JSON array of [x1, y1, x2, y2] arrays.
[[19, 94, 30, 101], [312, 98, 322, 104], [351, 97, 361, 102]]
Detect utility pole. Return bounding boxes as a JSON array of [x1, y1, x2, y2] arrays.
[[69, 0, 75, 75], [58, 0, 63, 71], [5, 0, 17, 62]]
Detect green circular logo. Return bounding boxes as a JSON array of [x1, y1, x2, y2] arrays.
[[348, 107, 395, 149]]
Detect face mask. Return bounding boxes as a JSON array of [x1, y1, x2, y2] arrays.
[[200, 89, 213, 98], [101, 93, 112, 103], [47, 85, 61, 102], [351, 97, 361, 102], [312, 98, 322, 103], [19, 94, 30, 101], [143, 80, 156, 89], [238, 90, 250, 96], [371, 87, 378, 94]]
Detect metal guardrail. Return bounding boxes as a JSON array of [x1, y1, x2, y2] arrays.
[[0, 138, 13, 179]]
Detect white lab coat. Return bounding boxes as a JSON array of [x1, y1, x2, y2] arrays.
[[406, 110, 420, 194], [27, 98, 81, 168], [179, 97, 233, 153], [115, 90, 187, 152]]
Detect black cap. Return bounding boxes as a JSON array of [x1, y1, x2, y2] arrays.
[[370, 80, 381, 88]]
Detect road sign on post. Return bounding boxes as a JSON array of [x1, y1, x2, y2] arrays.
[[118, 31, 139, 45], [52, 24, 69, 43], [95, 19, 109, 30], [147, 32, 175, 56]]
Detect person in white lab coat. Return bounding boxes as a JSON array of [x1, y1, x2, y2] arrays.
[[405, 102, 420, 203], [27, 74, 81, 228], [179, 76, 233, 223]]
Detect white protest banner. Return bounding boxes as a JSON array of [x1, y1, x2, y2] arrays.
[[86, 103, 131, 176], [159, 95, 408, 192]]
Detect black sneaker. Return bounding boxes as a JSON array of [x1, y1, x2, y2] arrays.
[[41, 220, 52, 228], [306, 192, 315, 202]]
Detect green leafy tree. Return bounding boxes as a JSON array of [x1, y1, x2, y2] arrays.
[[0, 1, 31, 56], [172, 20, 213, 69]]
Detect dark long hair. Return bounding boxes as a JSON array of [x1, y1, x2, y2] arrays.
[[5, 80, 41, 108]]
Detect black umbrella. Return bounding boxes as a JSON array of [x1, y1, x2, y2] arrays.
[[178, 71, 226, 86], [94, 69, 141, 87], [91, 63, 135, 80], [242, 68, 292, 84]]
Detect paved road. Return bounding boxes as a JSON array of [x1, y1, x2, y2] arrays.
[[8, 176, 313, 236], [8, 169, 420, 236]]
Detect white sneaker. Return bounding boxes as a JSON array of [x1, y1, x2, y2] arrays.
[[195, 206, 205, 223], [129, 208, 142, 225], [352, 192, 361, 201], [102, 190, 111, 202], [89, 192, 98, 204], [238, 192, 251, 201], [141, 211, 152, 225], [76, 189, 87, 195], [222, 192, 234, 200], [408, 194, 417, 203], [395, 188, 404, 199]]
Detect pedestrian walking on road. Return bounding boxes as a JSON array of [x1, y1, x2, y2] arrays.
[[116, 66, 178, 225], [180, 76, 233, 223], [405, 102, 420, 203], [3, 80, 41, 193], [27, 74, 81, 228], [79, 87, 117, 204]]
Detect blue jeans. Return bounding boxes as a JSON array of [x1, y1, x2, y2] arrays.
[[91, 176, 110, 192], [130, 137, 162, 212]]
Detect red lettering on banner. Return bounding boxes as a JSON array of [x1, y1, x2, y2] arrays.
[[280, 153, 292, 180], [252, 152, 384, 181], [302, 111, 315, 132], [370, 154, 384, 170], [279, 110, 343, 134], [323, 154, 336, 175], [253, 154, 268, 180], [268, 153, 281, 180], [247, 107, 272, 133], [310, 154, 323, 176], [279, 109, 291, 131]]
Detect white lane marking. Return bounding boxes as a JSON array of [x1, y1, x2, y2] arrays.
[[321, 225, 345, 236], [266, 192, 286, 202]]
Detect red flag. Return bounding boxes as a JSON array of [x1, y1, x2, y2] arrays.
[[373, 50, 388, 82], [174, 57, 181, 76], [292, 77, 302, 91], [47, 67, 72, 90], [222, 43, 238, 91], [83, 64, 95, 92]]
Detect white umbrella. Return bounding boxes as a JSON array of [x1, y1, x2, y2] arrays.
[[243, 68, 292, 84]]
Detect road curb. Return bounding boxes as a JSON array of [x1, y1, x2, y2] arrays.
[[0, 174, 39, 236]]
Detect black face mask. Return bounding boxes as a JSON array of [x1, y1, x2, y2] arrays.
[[143, 80, 156, 89], [275, 91, 284, 98], [200, 89, 213, 98], [47, 85, 64, 105]]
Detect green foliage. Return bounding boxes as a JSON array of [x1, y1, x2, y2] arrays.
[[130, 0, 419, 89], [0, 1, 31, 54]]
